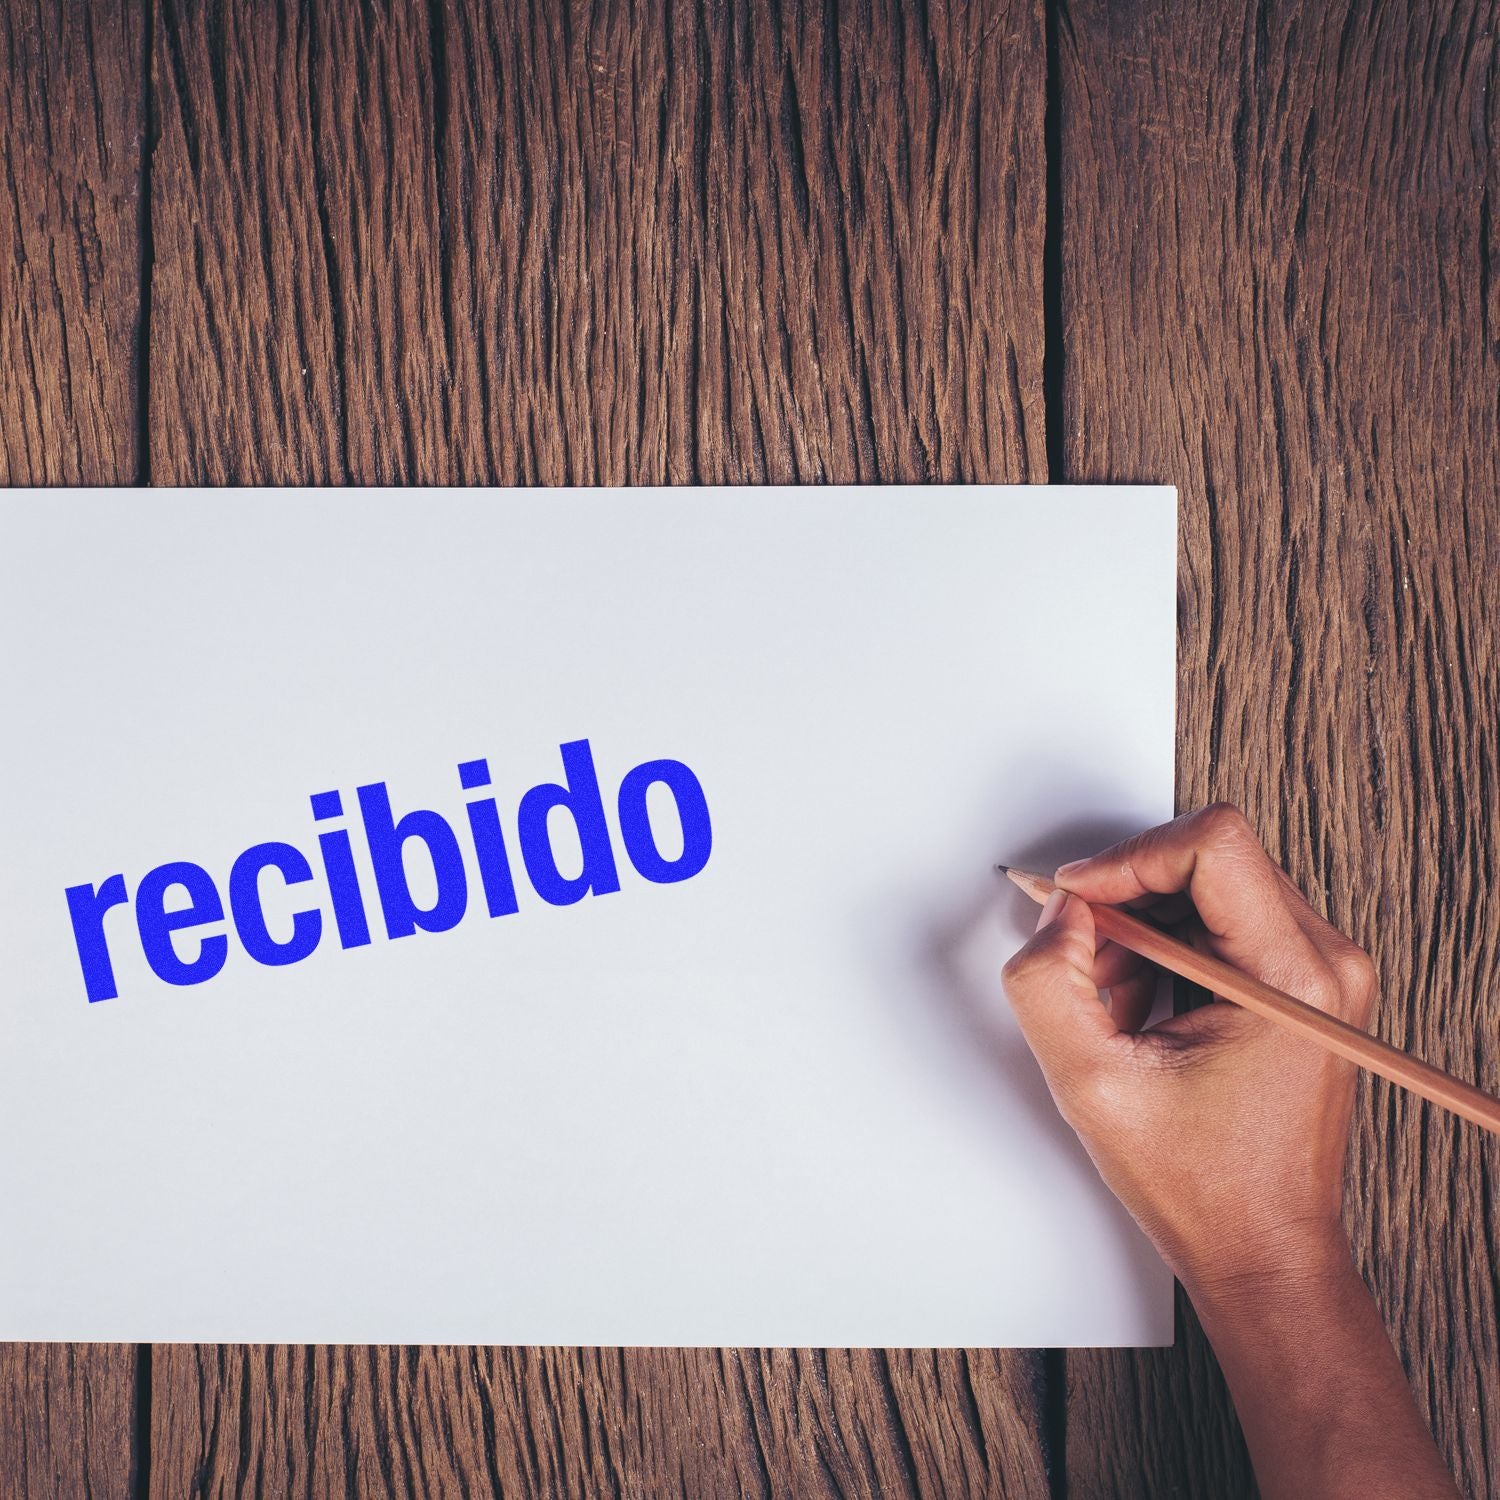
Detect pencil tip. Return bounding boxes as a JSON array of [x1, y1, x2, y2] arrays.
[[993, 862, 1010, 875]]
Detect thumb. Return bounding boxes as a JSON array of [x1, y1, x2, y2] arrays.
[[1001, 891, 1117, 1080]]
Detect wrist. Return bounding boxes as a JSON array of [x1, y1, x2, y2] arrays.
[[1177, 1226, 1460, 1500], [1174, 1219, 1356, 1318]]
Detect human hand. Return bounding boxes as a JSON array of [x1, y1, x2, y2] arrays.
[[1000, 802, 1376, 1298]]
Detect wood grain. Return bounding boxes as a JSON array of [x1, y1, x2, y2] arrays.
[[149, 1346, 1048, 1499], [145, 0, 1052, 1495], [0, 1345, 141, 1500], [1, 1, 144, 1494], [151, 0, 1047, 490], [1, 0, 142, 482], [1058, 1, 1500, 1495]]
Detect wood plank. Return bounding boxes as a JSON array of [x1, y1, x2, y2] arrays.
[[1, 0, 142, 481], [146, 1, 1052, 1494], [1, 0, 145, 1493], [432, 0, 1047, 486], [1058, 0, 1500, 1495], [150, 1346, 1048, 1498], [148, 0, 346, 484], [0, 1345, 141, 1500]]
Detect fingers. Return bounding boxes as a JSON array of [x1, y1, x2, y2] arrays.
[[1124, 890, 1197, 927], [1092, 939, 1145, 989], [1053, 804, 1280, 939], [1266, 864, 1379, 1025], [1090, 940, 1158, 1031], [1107, 971, 1159, 1033], [1001, 891, 1118, 1083], [1052, 803, 1346, 1011]]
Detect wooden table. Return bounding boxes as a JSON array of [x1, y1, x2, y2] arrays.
[[3, 1, 1496, 1494]]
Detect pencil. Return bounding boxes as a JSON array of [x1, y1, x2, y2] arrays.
[[998, 865, 1500, 1138]]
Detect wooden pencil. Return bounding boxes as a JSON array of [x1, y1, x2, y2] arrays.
[[999, 865, 1500, 1138]]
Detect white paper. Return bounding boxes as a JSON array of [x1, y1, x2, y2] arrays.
[[0, 484, 1176, 1346]]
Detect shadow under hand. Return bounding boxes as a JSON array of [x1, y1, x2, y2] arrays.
[[919, 810, 1141, 1173], [910, 761, 1171, 1313]]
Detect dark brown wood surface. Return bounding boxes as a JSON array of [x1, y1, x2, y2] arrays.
[[2, 0, 1496, 1495], [1058, 2, 1500, 1495], [1, 0, 142, 485]]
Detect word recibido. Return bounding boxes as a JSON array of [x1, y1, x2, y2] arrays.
[[64, 739, 712, 1003]]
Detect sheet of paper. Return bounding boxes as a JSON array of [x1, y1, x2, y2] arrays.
[[0, 484, 1176, 1346]]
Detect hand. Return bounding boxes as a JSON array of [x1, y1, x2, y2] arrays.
[[1000, 803, 1459, 1498], [1000, 802, 1375, 1297]]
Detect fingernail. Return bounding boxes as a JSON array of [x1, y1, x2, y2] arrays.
[[1036, 889, 1068, 930], [1055, 859, 1085, 882]]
